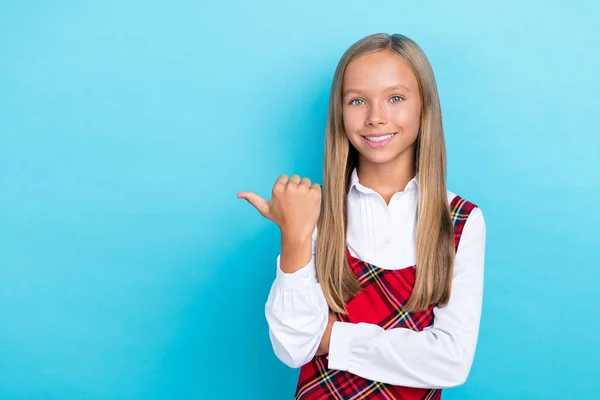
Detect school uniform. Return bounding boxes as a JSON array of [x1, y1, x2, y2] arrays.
[[265, 167, 486, 399]]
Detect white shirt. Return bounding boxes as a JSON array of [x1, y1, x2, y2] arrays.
[[264, 167, 486, 389]]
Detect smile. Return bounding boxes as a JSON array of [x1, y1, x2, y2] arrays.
[[362, 133, 397, 148]]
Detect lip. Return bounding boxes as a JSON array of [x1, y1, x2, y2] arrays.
[[362, 132, 397, 148]]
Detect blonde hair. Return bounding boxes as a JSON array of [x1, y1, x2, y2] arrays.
[[316, 33, 455, 314]]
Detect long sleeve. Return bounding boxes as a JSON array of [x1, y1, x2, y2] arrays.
[[264, 228, 329, 368], [327, 208, 486, 388]]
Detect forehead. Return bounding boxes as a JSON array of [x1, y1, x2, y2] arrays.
[[342, 50, 418, 93]]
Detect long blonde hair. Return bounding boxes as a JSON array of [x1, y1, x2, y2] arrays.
[[316, 33, 455, 314]]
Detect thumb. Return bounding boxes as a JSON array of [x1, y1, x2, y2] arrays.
[[237, 192, 272, 220]]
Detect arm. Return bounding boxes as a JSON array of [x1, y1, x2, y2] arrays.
[[326, 208, 486, 388], [264, 227, 330, 368]]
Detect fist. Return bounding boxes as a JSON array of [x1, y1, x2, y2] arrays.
[[237, 174, 322, 240]]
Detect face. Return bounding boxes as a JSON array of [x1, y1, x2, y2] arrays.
[[342, 50, 422, 168]]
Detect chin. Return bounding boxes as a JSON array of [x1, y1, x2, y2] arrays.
[[359, 144, 414, 165], [359, 150, 399, 165]]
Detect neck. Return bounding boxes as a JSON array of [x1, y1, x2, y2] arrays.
[[356, 152, 416, 203]]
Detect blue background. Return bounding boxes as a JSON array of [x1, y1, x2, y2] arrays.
[[1, 1, 599, 399]]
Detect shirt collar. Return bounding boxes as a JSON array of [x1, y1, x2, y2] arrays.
[[348, 166, 419, 196]]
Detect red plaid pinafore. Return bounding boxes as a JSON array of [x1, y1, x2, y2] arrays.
[[293, 195, 477, 400]]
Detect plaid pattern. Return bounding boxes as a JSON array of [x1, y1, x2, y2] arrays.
[[293, 195, 478, 400]]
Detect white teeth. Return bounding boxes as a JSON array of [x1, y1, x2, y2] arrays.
[[366, 134, 395, 142]]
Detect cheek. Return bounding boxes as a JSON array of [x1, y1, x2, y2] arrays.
[[342, 108, 364, 135], [391, 104, 421, 132]]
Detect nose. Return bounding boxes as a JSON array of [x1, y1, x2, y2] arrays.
[[366, 102, 388, 127]]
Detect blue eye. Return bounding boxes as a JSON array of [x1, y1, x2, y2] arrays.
[[390, 95, 403, 103], [349, 98, 365, 105]]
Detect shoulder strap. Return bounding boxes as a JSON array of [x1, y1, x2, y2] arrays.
[[449, 195, 478, 251]]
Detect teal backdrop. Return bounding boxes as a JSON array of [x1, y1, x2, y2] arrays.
[[1, 1, 599, 399]]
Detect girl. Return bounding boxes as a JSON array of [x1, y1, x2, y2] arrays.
[[238, 33, 486, 399]]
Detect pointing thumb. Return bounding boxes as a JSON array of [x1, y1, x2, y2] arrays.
[[237, 192, 271, 220]]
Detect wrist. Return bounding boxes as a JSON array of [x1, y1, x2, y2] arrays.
[[279, 234, 312, 274], [280, 231, 312, 246]]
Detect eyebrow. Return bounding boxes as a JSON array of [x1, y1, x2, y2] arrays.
[[342, 84, 412, 96]]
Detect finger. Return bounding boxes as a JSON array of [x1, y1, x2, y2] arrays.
[[288, 174, 301, 185], [311, 183, 322, 192], [300, 177, 312, 187], [237, 192, 271, 219], [275, 174, 288, 187]]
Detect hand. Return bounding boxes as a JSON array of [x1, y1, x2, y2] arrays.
[[238, 174, 322, 241], [316, 311, 337, 356]]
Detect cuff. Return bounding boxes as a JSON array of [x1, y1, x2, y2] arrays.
[[327, 321, 357, 371], [275, 254, 318, 289]]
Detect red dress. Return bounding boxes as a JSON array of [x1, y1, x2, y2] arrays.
[[293, 195, 477, 400]]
